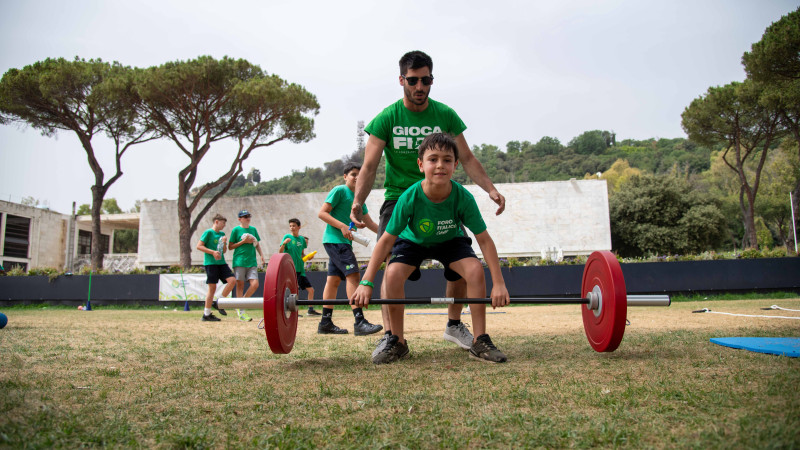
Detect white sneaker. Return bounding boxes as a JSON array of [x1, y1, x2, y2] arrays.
[[371, 334, 391, 359], [443, 322, 473, 350]]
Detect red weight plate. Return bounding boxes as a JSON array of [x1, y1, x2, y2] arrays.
[[263, 253, 299, 354], [581, 251, 627, 352]]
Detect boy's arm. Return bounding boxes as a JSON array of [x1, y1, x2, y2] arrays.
[[350, 232, 397, 307], [474, 230, 510, 308], [351, 134, 385, 227], [362, 213, 379, 234], [318, 202, 354, 240], [279, 236, 291, 252], [197, 239, 221, 260], [455, 133, 505, 216]]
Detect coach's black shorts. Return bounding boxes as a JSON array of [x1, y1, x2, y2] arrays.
[[205, 264, 234, 284], [296, 272, 313, 290], [324, 243, 360, 280], [388, 236, 477, 282]]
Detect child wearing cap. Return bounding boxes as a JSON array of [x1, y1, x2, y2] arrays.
[[229, 209, 266, 321]]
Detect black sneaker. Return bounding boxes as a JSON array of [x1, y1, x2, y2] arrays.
[[469, 334, 507, 363], [201, 313, 221, 322], [306, 308, 322, 316], [211, 300, 227, 316], [372, 335, 409, 364], [353, 319, 383, 336], [317, 321, 348, 334]]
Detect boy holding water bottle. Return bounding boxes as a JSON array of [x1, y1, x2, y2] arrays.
[[316, 164, 383, 336]]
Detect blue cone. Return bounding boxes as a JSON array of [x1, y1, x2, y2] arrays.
[[184, 300, 191, 311], [85, 300, 92, 311]]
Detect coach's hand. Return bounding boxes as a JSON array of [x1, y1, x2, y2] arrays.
[[489, 189, 506, 215], [350, 285, 373, 308]]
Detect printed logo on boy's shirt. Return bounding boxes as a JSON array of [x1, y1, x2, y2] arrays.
[[417, 218, 435, 236]]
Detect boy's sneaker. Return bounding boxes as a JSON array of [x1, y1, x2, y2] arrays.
[[317, 321, 348, 334], [353, 319, 383, 336], [469, 334, 507, 363], [211, 299, 227, 316], [443, 322, 473, 350], [372, 335, 409, 364], [201, 313, 221, 322], [307, 308, 322, 316], [371, 334, 391, 359], [237, 310, 253, 322]]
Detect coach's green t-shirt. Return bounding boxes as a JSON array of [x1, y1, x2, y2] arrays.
[[230, 225, 261, 268], [365, 98, 467, 201], [386, 180, 487, 247], [322, 184, 369, 245], [200, 228, 227, 266], [281, 233, 307, 275]]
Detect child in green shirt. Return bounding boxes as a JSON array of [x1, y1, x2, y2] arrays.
[[279, 218, 319, 316], [196, 213, 236, 322], [229, 209, 266, 322], [351, 133, 510, 364]]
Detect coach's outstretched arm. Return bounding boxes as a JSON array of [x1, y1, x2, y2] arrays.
[[455, 134, 505, 216]]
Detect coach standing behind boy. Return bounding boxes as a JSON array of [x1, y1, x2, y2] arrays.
[[350, 50, 506, 355]]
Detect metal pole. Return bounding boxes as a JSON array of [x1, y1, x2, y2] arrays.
[[218, 294, 671, 309], [791, 191, 798, 254]]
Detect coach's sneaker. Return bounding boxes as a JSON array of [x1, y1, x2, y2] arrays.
[[353, 319, 383, 336], [469, 334, 507, 363], [443, 322, 473, 350], [372, 335, 409, 364], [201, 313, 221, 322], [371, 333, 391, 359], [211, 299, 227, 316], [317, 320, 348, 334], [237, 309, 253, 322]]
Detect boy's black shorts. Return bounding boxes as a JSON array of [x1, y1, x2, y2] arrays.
[[324, 243, 360, 280], [205, 264, 234, 284], [379, 199, 465, 281], [388, 236, 477, 282], [296, 272, 313, 290]]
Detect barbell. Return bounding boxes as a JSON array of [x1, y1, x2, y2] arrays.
[[217, 251, 671, 355]]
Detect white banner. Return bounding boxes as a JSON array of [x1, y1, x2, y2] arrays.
[[158, 274, 228, 301]]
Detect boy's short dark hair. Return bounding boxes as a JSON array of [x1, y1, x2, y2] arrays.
[[212, 213, 227, 222], [343, 163, 362, 175], [289, 218, 301, 227], [399, 50, 432, 76], [418, 133, 459, 161]]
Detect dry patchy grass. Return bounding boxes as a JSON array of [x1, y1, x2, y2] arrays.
[[0, 299, 799, 448]]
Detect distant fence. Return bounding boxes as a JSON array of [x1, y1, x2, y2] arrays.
[[1, 258, 798, 306]]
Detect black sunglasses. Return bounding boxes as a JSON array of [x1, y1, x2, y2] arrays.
[[402, 75, 434, 86]]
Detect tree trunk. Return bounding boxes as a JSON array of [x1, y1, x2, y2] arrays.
[[177, 190, 193, 269], [90, 185, 105, 271]]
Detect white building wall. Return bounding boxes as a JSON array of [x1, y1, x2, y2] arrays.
[[0, 200, 68, 269], [138, 180, 611, 267]]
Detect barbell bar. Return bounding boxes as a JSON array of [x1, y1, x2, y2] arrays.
[[217, 251, 671, 355]]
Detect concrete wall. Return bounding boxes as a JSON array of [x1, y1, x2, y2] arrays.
[[0, 200, 68, 269], [138, 180, 610, 267]]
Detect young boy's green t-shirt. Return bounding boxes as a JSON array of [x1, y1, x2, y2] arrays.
[[230, 225, 261, 268], [322, 184, 368, 245], [200, 228, 227, 266], [386, 180, 487, 247], [365, 98, 466, 201], [281, 233, 307, 275]]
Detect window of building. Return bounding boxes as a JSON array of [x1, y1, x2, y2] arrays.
[[3, 214, 30, 258], [78, 230, 110, 255]]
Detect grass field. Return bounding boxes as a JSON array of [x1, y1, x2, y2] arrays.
[[1, 297, 799, 448]]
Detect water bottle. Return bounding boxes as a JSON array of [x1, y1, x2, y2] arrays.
[[348, 222, 371, 247], [217, 236, 227, 253]]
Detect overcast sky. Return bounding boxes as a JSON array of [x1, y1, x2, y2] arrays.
[[1, 0, 797, 214]]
